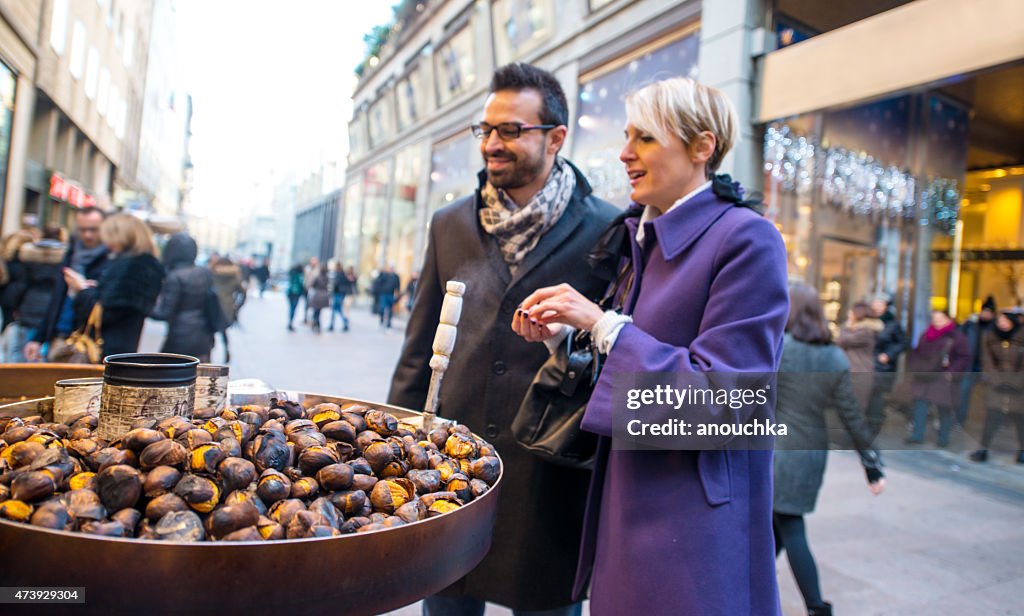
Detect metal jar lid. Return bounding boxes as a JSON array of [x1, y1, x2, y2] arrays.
[[103, 353, 200, 387]]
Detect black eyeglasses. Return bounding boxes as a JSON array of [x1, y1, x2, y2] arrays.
[[470, 122, 557, 140]]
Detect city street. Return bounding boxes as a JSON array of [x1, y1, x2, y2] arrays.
[[140, 291, 1024, 616]]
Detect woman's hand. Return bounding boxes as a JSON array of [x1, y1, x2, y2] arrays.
[[63, 268, 95, 293], [520, 283, 605, 332], [511, 309, 562, 342], [868, 477, 886, 496]]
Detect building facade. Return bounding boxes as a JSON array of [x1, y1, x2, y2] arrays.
[[345, 0, 1024, 341]]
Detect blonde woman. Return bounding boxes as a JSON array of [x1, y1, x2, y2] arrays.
[[514, 78, 789, 614], [66, 213, 164, 357]]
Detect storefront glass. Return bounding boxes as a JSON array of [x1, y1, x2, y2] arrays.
[[388, 142, 427, 282], [492, 0, 554, 66], [342, 181, 363, 271], [426, 131, 477, 218], [572, 30, 700, 205], [434, 23, 476, 107], [349, 109, 368, 161], [0, 62, 16, 218], [360, 160, 391, 280]]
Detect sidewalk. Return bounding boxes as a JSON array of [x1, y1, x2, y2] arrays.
[[139, 291, 1024, 615]]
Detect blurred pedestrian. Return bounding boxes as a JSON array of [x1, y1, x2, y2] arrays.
[[285, 264, 304, 332], [24, 207, 109, 361], [970, 309, 1024, 463], [836, 301, 883, 410], [308, 263, 330, 333], [0, 223, 40, 331], [302, 256, 320, 324], [65, 213, 164, 357], [864, 295, 907, 437], [252, 258, 271, 298], [209, 255, 245, 362], [1, 228, 65, 361], [905, 309, 969, 446], [150, 232, 216, 362], [775, 282, 885, 616], [958, 296, 996, 425], [372, 264, 400, 330], [403, 270, 419, 314], [328, 261, 354, 332]]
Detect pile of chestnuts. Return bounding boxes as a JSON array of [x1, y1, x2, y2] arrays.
[[0, 399, 500, 541]]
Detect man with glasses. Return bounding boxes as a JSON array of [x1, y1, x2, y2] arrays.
[[389, 63, 617, 616], [24, 207, 109, 361]]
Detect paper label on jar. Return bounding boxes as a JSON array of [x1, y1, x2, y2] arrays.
[[98, 383, 195, 440]]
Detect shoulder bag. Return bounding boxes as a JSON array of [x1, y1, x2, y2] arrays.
[[48, 304, 104, 364]]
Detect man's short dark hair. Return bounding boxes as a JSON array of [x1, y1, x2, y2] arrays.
[[75, 206, 106, 219], [489, 63, 568, 127]]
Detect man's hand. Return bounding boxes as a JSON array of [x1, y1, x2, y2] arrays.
[[877, 353, 889, 365]]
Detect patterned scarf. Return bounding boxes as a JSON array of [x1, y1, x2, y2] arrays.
[[479, 157, 576, 275]]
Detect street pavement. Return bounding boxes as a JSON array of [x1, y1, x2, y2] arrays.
[[140, 291, 1024, 615]]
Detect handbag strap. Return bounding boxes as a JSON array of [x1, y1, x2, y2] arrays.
[[83, 304, 103, 339]]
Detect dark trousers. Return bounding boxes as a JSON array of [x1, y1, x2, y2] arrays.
[[422, 596, 582, 616], [980, 408, 1024, 449], [287, 295, 301, 327], [866, 372, 896, 438], [910, 399, 954, 445], [378, 294, 396, 328], [329, 293, 349, 330], [774, 512, 825, 610]]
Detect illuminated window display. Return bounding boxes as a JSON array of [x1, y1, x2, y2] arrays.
[[360, 160, 391, 278], [342, 181, 363, 272], [426, 131, 477, 218], [388, 142, 427, 280]]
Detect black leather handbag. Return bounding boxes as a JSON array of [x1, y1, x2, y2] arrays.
[[512, 328, 601, 468]]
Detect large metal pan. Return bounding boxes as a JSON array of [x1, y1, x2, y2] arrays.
[[0, 391, 502, 616]]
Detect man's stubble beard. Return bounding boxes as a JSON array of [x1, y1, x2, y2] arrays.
[[485, 149, 547, 191]]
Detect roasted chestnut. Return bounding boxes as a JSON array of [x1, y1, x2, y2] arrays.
[[252, 433, 290, 474], [206, 502, 261, 539], [143, 466, 182, 497], [309, 403, 342, 428], [0, 499, 33, 521], [257, 469, 292, 505], [95, 465, 142, 511], [145, 493, 189, 522], [11, 470, 56, 502], [257, 515, 285, 540], [174, 474, 220, 513], [351, 474, 378, 493], [289, 476, 319, 500], [394, 499, 426, 524], [122, 428, 166, 453], [268, 498, 306, 526], [81, 520, 127, 537], [364, 410, 398, 436], [30, 500, 71, 529], [406, 469, 442, 494], [64, 488, 106, 521], [219, 457, 256, 493], [111, 507, 142, 533], [155, 510, 205, 541], [444, 433, 480, 459], [298, 445, 339, 476], [139, 439, 188, 470], [328, 489, 366, 516], [320, 420, 356, 443], [370, 478, 415, 514], [469, 456, 500, 486], [2, 441, 44, 469], [188, 443, 226, 475], [362, 440, 396, 475], [175, 428, 214, 450], [222, 526, 262, 541], [316, 463, 353, 491]]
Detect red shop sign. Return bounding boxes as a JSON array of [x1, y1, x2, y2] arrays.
[[49, 173, 95, 208]]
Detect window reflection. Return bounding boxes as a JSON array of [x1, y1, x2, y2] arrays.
[[434, 24, 476, 106], [360, 160, 390, 279], [368, 91, 395, 148], [571, 31, 700, 205], [388, 142, 426, 281]]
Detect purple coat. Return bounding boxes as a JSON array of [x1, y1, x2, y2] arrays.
[[577, 187, 789, 615]]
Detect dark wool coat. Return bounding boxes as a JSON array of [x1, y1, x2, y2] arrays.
[[30, 239, 109, 343], [579, 187, 788, 615], [980, 326, 1024, 413], [388, 164, 618, 610], [836, 318, 884, 408], [907, 326, 970, 406], [151, 234, 215, 360], [873, 311, 907, 373], [77, 252, 164, 357], [773, 335, 878, 515], [8, 241, 65, 329]]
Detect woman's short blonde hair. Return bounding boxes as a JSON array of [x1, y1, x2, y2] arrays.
[[101, 213, 156, 256], [625, 77, 738, 176]]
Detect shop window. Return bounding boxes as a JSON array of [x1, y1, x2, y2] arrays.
[[368, 91, 396, 148], [434, 23, 476, 107], [388, 142, 427, 281], [342, 181, 363, 271], [774, 16, 815, 49], [360, 160, 391, 279], [572, 30, 700, 206], [397, 62, 430, 131], [97, 68, 110, 116], [492, 0, 554, 66], [427, 131, 477, 217], [0, 62, 15, 215]]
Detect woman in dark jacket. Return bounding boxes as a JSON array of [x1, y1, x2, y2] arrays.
[[2, 230, 64, 361], [775, 283, 885, 616], [836, 301, 884, 410], [151, 233, 215, 362], [906, 310, 970, 446], [68, 214, 164, 358], [970, 310, 1024, 463]]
